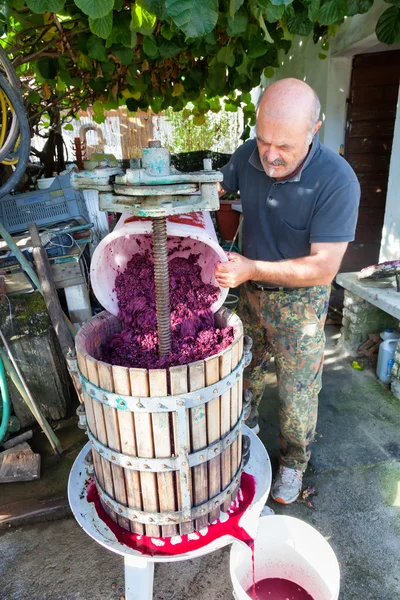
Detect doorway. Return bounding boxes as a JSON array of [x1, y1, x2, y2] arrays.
[[343, 50, 400, 272]]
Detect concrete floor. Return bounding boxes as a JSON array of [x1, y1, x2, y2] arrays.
[[1, 325, 400, 599]]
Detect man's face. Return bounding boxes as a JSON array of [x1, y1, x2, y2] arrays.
[[256, 116, 314, 179]]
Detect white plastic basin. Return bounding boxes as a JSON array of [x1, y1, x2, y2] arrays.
[[230, 515, 340, 600]]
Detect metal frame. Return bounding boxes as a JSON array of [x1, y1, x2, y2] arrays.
[[87, 409, 243, 473], [96, 462, 243, 526], [79, 356, 245, 412]]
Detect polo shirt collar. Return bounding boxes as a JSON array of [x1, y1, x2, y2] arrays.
[[248, 133, 320, 183]]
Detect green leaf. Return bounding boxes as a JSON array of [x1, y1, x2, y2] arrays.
[[113, 46, 134, 65], [303, 0, 320, 21], [158, 38, 186, 58], [376, 6, 400, 44], [151, 96, 163, 113], [206, 60, 227, 94], [74, 0, 114, 19], [165, 0, 219, 39], [76, 52, 92, 69], [287, 7, 314, 35], [141, 0, 167, 19], [143, 35, 159, 58], [227, 7, 248, 36], [87, 36, 108, 61], [0, 0, 10, 28], [236, 53, 254, 78], [93, 113, 106, 124], [318, 0, 347, 25], [261, 1, 285, 23], [9, 0, 25, 8], [37, 56, 58, 79], [230, 0, 244, 18], [89, 11, 113, 39], [131, 0, 157, 35], [268, 0, 293, 4], [245, 33, 270, 58], [114, 0, 123, 9], [26, 0, 65, 13], [263, 65, 274, 78], [160, 23, 174, 39], [217, 44, 235, 67], [100, 60, 115, 78], [64, 124, 74, 131], [347, 0, 373, 16], [257, 13, 274, 43], [106, 14, 132, 48], [27, 90, 42, 103]]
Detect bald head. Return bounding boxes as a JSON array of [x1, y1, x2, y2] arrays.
[[255, 78, 322, 179], [258, 78, 320, 142]]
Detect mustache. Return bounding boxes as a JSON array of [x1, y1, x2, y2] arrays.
[[263, 156, 286, 167]]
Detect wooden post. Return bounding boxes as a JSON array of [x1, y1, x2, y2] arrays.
[[29, 223, 74, 357]]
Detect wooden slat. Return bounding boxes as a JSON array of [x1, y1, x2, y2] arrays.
[[149, 369, 177, 538], [205, 355, 221, 523], [113, 365, 143, 534], [189, 360, 208, 531], [170, 364, 193, 535], [86, 355, 118, 523], [129, 368, 160, 538], [230, 340, 240, 485], [98, 359, 135, 532], [76, 349, 105, 508], [220, 346, 232, 512]]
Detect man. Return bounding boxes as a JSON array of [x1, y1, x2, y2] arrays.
[[214, 78, 360, 504]]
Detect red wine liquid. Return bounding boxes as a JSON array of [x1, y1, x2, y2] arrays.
[[246, 578, 314, 600], [87, 472, 256, 557]]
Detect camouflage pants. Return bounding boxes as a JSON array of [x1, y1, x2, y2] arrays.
[[239, 282, 330, 471]]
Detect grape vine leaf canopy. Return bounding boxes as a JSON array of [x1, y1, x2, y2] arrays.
[[2, 0, 399, 131]]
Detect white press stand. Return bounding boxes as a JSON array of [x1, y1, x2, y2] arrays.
[[68, 425, 271, 600]]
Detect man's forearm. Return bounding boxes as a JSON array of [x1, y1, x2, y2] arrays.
[[253, 254, 334, 287]]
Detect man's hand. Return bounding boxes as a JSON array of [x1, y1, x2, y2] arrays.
[[215, 253, 256, 288]]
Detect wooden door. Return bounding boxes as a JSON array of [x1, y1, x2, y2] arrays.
[[343, 50, 400, 272]]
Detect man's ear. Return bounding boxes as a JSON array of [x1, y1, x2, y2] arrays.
[[314, 120, 322, 134]]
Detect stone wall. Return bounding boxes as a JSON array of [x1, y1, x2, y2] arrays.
[[391, 337, 400, 400], [341, 290, 398, 353]]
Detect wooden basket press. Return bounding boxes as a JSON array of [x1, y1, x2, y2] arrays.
[[75, 307, 245, 537]]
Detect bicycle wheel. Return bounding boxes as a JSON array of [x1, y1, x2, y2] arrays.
[[0, 73, 30, 198], [0, 47, 21, 90]]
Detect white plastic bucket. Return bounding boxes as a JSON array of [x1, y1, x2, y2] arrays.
[[376, 338, 399, 383], [90, 211, 228, 316], [230, 515, 340, 600]]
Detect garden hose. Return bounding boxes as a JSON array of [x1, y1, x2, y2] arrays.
[[0, 354, 10, 443]]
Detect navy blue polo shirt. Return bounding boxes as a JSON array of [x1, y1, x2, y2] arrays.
[[220, 135, 360, 262]]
